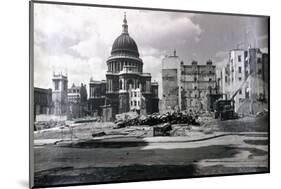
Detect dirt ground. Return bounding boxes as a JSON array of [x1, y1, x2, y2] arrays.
[[33, 115, 269, 187]]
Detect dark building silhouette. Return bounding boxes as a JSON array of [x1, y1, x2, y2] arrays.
[[34, 87, 53, 120], [88, 79, 106, 117]]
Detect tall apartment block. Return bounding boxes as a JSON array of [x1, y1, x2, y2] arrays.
[[216, 47, 268, 114]]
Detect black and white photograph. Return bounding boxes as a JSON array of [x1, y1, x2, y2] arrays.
[[30, 1, 269, 188]]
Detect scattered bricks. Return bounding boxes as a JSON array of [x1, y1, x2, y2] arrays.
[[113, 121, 126, 129], [74, 118, 97, 124], [35, 120, 66, 131], [153, 123, 172, 136], [92, 131, 106, 137]]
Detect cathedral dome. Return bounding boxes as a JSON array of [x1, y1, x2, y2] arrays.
[[110, 13, 139, 57], [111, 34, 139, 57]]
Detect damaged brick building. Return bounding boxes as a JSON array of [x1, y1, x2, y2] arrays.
[[161, 51, 218, 113]]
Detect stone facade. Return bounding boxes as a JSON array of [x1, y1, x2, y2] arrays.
[[103, 14, 159, 118], [52, 73, 68, 115]]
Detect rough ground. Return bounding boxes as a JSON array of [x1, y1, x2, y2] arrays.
[[33, 115, 269, 187]]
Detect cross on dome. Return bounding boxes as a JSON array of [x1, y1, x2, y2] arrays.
[[122, 12, 128, 34]]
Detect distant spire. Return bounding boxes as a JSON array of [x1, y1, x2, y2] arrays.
[[122, 12, 128, 34]]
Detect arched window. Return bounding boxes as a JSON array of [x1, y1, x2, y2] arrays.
[[119, 80, 122, 90], [127, 79, 133, 90]]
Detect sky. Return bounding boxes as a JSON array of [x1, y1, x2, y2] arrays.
[[33, 3, 268, 98]]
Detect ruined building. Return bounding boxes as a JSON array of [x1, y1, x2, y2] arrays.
[[67, 83, 88, 119], [162, 51, 217, 113], [161, 50, 181, 111], [216, 47, 268, 114], [181, 60, 217, 112]]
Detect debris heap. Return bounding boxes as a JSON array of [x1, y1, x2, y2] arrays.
[[114, 112, 200, 129]]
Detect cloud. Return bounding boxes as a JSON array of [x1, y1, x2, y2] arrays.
[[142, 55, 164, 98], [260, 47, 268, 54], [34, 44, 105, 89], [215, 50, 229, 60], [213, 50, 229, 70], [214, 57, 229, 70], [131, 11, 202, 48], [33, 3, 202, 92]]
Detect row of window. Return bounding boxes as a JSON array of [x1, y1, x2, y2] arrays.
[[227, 77, 242, 83], [54, 81, 67, 91], [131, 91, 140, 97], [193, 77, 213, 82], [182, 70, 215, 75], [130, 100, 140, 106], [192, 86, 213, 90], [233, 55, 262, 64], [68, 89, 80, 93], [89, 87, 104, 97], [108, 61, 142, 72], [227, 70, 262, 83]]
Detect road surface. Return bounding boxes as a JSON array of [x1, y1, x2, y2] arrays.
[[33, 116, 269, 187]]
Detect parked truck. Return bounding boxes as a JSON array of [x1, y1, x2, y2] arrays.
[[213, 72, 254, 120], [213, 97, 235, 120]]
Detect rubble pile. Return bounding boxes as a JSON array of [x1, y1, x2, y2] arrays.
[[256, 109, 268, 118], [115, 112, 200, 129], [35, 120, 65, 131], [73, 117, 98, 124], [153, 122, 172, 136]]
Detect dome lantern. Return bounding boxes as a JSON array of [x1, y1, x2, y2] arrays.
[[122, 12, 128, 34], [110, 13, 139, 57]]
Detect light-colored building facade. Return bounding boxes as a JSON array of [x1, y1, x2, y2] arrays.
[[67, 83, 87, 118], [216, 47, 268, 114], [228, 49, 248, 111], [161, 50, 181, 111], [129, 88, 142, 111], [52, 73, 68, 115], [68, 84, 81, 104]]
